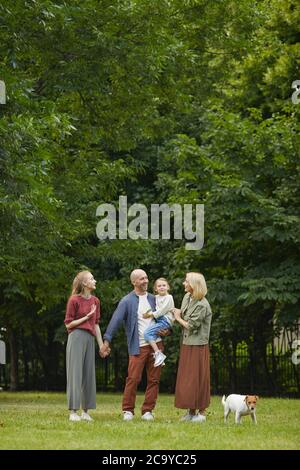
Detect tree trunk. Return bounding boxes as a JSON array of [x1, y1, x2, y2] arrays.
[[8, 328, 18, 391], [21, 332, 29, 389], [32, 331, 48, 389]]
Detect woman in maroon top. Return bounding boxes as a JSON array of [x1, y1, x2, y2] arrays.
[[64, 270, 107, 421]]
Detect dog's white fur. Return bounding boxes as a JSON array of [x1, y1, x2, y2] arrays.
[[222, 394, 258, 424]]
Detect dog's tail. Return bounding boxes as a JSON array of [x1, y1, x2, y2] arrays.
[[221, 395, 226, 407]]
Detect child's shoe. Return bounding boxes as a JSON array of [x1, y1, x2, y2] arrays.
[[154, 351, 166, 367]]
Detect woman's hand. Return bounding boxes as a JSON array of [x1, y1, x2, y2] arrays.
[[100, 341, 111, 358], [171, 308, 189, 329], [171, 308, 182, 321], [86, 304, 96, 319], [65, 304, 96, 330]]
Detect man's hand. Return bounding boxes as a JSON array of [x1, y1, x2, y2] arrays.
[[100, 349, 110, 358], [100, 340, 111, 358], [158, 328, 172, 337], [143, 311, 153, 319]]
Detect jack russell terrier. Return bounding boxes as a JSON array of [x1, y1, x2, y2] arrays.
[[222, 394, 258, 424]]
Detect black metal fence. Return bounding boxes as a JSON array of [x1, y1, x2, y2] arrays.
[[95, 351, 300, 397], [210, 353, 300, 397], [1, 350, 299, 397]]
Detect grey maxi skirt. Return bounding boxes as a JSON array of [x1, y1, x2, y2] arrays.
[[66, 329, 96, 410]]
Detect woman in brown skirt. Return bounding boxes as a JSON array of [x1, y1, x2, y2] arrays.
[[172, 272, 212, 422]]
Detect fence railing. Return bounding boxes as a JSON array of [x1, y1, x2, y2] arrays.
[[95, 352, 300, 397], [210, 354, 299, 396], [2, 351, 299, 397]]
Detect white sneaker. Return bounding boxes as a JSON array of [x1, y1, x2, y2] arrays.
[[180, 413, 194, 421], [141, 411, 154, 421], [191, 414, 206, 423], [154, 351, 166, 367], [69, 412, 81, 422], [81, 412, 93, 421], [123, 411, 134, 421]]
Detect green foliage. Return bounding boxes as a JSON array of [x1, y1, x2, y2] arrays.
[[0, 0, 299, 390]]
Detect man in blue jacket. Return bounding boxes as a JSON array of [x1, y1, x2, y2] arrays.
[[101, 269, 166, 421]]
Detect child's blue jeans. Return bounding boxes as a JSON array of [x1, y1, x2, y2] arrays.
[[144, 316, 172, 342]]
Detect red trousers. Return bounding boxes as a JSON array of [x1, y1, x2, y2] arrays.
[[122, 343, 164, 415]]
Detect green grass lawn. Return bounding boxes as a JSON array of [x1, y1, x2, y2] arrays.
[[0, 392, 299, 450]]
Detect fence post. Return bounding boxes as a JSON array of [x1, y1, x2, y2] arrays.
[[0, 80, 6, 104], [0, 340, 6, 390]]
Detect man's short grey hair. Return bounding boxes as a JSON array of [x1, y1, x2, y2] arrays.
[[130, 269, 146, 283]]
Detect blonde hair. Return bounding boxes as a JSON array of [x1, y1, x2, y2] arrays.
[[71, 271, 91, 295], [153, 277, 170, 294], [186, 272, 207, 300]]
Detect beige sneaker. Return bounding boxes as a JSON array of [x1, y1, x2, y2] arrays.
[[69, 412, 81, 422], [154, 351, 166, 367], [123, 411, 134, 421], [191, 414, 206, 423], [180, 413, 194, 421], [141, 412, 154, 421], [81, 412, 93, 421]]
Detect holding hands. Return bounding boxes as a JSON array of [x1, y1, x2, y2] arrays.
[[99, 340, 111, 358]]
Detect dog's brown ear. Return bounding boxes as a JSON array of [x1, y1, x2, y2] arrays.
[[255, 395, 259, 400], [244, 395, 248, 402]]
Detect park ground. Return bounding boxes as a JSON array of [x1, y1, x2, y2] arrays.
[[0, 392, 299, 450]]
